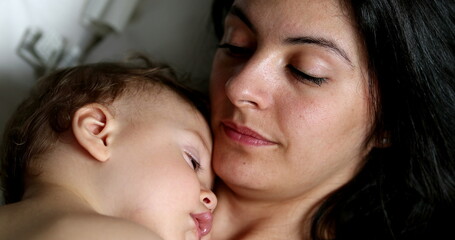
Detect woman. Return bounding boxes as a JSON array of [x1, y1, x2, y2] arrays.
[[208, 0, 454, 239]]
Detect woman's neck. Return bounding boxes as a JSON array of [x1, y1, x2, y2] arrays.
[[211, 181, 320, 240]]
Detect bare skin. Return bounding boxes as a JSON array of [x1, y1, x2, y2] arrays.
[[0, 184, 163, 240]]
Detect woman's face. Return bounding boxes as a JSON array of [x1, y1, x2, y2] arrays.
[[210, 0, 373, 200]]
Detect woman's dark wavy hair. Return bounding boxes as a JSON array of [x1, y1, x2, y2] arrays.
[[212, 0, 454, 239], [0, 57, 209, 204]]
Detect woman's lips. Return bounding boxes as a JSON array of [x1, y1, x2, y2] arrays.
[[222, 121, 276, 146], [191, 212, 213, 239]]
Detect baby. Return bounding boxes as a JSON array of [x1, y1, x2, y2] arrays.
[[0, 58, 217, 240]]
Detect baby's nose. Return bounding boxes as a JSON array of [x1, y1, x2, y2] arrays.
[[200, 189, 217, 211]]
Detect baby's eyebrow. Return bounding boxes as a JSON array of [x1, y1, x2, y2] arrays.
[[193, 132, 215, 189], [187, 130, 212, 158], [199, 133, 212, 157]]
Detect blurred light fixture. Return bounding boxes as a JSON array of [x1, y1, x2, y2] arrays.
[[17, 0, 139, 77]]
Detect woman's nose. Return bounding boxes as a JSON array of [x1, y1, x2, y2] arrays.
[[224, 56, 274, 110], [200, 189, 218, 212]]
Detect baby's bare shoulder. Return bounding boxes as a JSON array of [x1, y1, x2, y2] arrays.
[[35, 213, 163, 240], [0, 205, 162, 240]]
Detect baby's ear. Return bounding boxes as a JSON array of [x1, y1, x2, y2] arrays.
[[72, 103, 115, 162]]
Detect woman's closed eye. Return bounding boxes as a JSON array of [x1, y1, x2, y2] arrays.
[[287, 64, 327, 86], [218, 43, 253, 58], [184, 151, 201, 171]]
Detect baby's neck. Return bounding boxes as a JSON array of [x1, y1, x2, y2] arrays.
[[22, 181, 98, 214]]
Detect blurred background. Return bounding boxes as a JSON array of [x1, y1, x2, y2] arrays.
[[0, 0, 219, 203]]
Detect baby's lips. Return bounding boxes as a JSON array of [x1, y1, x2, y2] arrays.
[[191, 212, 213, 237]]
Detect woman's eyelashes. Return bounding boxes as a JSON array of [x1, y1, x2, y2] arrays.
[[184, 151, 201, 171], [287, 64, 326, 86], [218, 43, 252, 57], [219, 42, 327, 86]]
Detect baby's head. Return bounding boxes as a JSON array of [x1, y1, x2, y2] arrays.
[[1, 58, 217, 239]]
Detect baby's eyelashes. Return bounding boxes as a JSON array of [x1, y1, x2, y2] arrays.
[[183, 150, 201, 171]]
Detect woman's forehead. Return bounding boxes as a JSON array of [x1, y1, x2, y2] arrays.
[[229, 0, 365, 68]]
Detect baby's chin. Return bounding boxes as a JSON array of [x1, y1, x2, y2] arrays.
[[200, 232, 213, 240], [184, 229, 201, 240]]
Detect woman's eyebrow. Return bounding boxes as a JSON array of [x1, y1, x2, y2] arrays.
[[229, 5, 257, 33], [229, 5, 353, 67], [284, 36, 353, 67]]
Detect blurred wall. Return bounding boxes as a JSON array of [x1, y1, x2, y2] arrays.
[[0, 0, 218, 204]]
